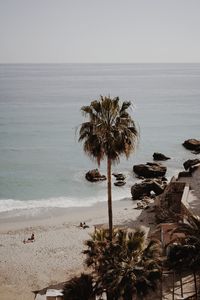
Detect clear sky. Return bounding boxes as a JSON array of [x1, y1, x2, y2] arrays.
[[1, 0, 200, 63]]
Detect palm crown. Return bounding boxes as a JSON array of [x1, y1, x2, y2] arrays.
[[79, 96, 138, 165]]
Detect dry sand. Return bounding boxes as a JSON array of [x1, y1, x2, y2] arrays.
[[0, 198, 154, 300]]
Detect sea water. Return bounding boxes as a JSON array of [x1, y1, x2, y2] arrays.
[[0, 63, 200, 213]]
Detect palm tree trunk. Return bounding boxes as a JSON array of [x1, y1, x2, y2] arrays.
[[193, 270, 197, 298], [107, 157, 113, 240], [106, 291, 115, 300], [179, 272, 183, 297]]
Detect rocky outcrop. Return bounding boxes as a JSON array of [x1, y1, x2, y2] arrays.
[[85, 169, 106, 182], [183, 159, 200, 170], [153, 152, 170, 161], [133, 162, 167, 178], [182, 139, 200, 153], [131, 179, 164, 200]]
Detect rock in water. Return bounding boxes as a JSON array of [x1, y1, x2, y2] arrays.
[[85, 169, 106, 182], [114, 181, 126, 187], [133, 162, 167, 178], [112, 173, 126, 181], [182, 139, 200, 152], [153, 152, 170, 161], [131, 179, 164, 200], [183, 159, 200, 170]]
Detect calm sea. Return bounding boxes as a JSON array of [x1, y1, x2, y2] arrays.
[[0, 63, 199, 213]]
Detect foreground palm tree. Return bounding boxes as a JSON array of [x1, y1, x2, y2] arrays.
[[166, 215, 200, 298], [79, 96, 138, 239], [63, 273, 94, 300], [167, 215, 200, 272], [83, 228, 162, 299]]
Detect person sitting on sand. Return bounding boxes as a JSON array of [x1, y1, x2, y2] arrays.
[[78, 222, 89, 229], [23, 233, 35, 243], [79, 222, 89, 229], [29, 233, 35, 241], [83, 222, 89, 229]]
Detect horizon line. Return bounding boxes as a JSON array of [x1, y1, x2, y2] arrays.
[[0, 61, 200, 65]]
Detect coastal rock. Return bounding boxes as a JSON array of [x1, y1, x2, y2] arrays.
[[85, 169, 106, 182], [183, 159, 200, 170], [190, 164, 200, 174], [162, 177, 168, 182], [133, 162, 167, 178], [182, 139, 200, 153], [153, 152, 170, 161], [114, 181, 126, 187], [178, 171, 192, 179], [112, 173, 126, 181], [131, 179, 164, 200]]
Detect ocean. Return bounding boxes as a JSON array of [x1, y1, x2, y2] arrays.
[[0, 63, 200, 213]]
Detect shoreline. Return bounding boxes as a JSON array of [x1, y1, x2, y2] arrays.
[[0, 197, 135, 232], [0, 197, 155, 300]]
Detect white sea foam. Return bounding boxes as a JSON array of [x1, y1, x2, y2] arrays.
[[0, 197, 93, 213], [0, 188, 130, 213]]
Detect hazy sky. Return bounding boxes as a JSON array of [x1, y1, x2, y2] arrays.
[[1, 0, 200, 63]]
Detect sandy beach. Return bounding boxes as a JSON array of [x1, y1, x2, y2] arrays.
[[0, 198, 154, 300]]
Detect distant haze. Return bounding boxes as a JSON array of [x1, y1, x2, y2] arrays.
[[1, 0, 200, 63]]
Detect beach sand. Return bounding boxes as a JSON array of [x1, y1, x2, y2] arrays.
[[0, 198, 155, 300]]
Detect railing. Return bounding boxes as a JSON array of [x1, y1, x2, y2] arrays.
[[180, 184, 196, 219]]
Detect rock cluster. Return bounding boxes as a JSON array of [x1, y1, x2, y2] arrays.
[[112, 173, 126, 187]]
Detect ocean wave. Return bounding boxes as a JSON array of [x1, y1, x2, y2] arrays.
[[0, 189, 129, 213], [0, 197, 95, 213]]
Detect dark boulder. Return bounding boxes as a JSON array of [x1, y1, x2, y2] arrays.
[[190, 164, 200, 174], [178, 171, 192, 179], [131, 179, 164, 200], [183, 159, 200, 170], [85, 169, 106, 182], [182, 139, 200, 153], [133, 162, 167, 178], [112, 173, 126, 181], [153, 152, 170, 161], [114, 181, 126, 187]]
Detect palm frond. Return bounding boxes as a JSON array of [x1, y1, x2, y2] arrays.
[[63, 273, 94, 300]]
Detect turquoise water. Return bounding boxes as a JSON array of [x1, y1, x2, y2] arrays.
[[0, 64, 200, 212]]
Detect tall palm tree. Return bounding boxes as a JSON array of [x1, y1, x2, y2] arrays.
[[79, 96, 138, 239]]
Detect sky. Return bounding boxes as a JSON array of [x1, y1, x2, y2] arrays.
[[0, 0, 200, 63]]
